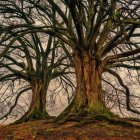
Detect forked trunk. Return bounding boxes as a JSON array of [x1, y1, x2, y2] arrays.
[[56, 53, 114, 122], [16, 79, 50, 123]]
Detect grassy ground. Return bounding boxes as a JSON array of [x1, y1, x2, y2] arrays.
[[0, 119, 140, 140]]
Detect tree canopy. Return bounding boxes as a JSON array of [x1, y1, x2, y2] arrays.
[[0, 0, 140, 123]]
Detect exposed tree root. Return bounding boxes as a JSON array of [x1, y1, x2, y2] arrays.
[[14, 110, 51, 124], [54, 112, 139, 128], [54, 101, 117, 125]]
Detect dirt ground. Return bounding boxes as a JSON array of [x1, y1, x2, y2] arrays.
[[0, 120, 140, 140]]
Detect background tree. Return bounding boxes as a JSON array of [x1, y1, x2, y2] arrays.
[[0, 4, 74, 122], [0, 0, 140, 123], [0, 30, 74, 122]]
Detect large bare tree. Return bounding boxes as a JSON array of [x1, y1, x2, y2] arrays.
[[0, 31, 73, 122], [0, 0, 140, 122], [0, 0, 74, 122]]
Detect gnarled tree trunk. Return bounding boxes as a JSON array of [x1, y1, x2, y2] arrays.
[[16, 79, 50, 123], [56, 52, 114, 122]]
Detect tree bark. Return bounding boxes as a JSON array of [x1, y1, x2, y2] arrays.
[[16, 79, 50, 123], [56, 52, 114, 122]]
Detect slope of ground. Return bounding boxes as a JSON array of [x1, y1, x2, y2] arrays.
[[0, 119, 140, 140]]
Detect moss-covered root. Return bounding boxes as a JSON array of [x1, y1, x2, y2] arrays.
[[93, 114, 139, 127], [54, 106, 117, 125], [14, 110, 50, 124], [54, 113, 137, 129]]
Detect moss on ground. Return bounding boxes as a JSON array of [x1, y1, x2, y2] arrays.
[[0, 119, 140, 140]]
